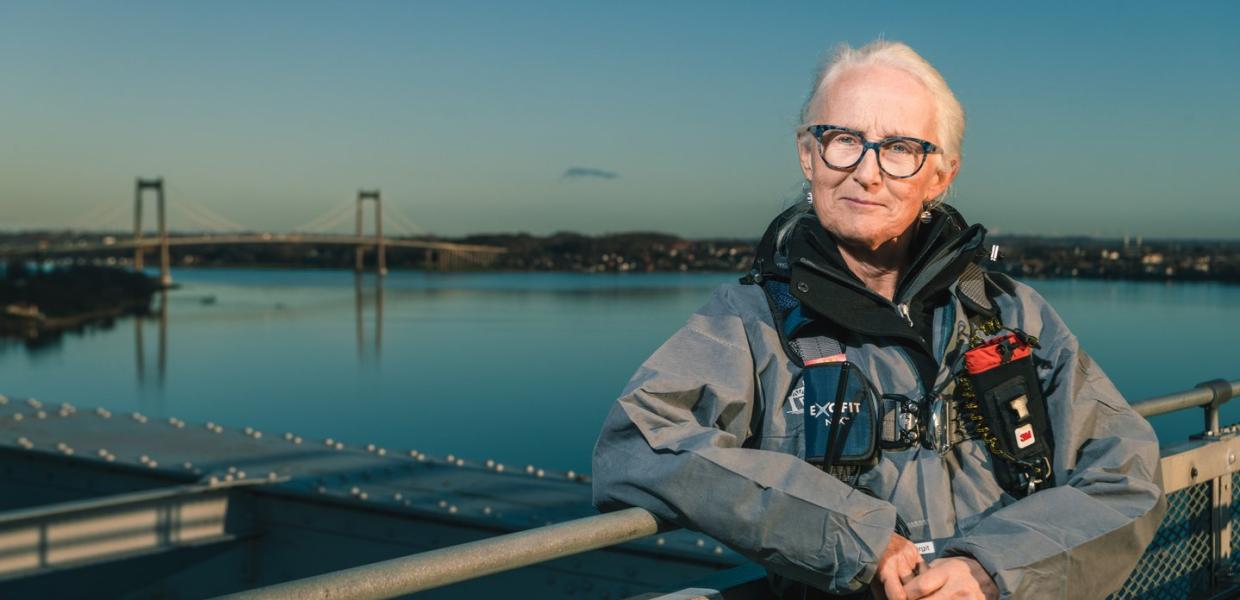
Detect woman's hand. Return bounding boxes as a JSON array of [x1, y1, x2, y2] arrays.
[[901, 556, 998, 600], [870, 533, 925, 600]]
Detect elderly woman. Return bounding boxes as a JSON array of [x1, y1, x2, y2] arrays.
[[592, 41, 1165, 600]]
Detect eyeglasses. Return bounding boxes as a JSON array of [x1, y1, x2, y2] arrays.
[[805, 124, 941, 179]]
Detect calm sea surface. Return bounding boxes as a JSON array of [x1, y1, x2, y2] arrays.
[[2, 269, 1236, 474]]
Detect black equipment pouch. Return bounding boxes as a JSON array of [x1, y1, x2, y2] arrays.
[[961, 332, 1053, 496], [802, 360, 881, 469]]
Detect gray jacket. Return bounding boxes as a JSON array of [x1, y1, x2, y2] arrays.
[[592, 219, 1166, 599]]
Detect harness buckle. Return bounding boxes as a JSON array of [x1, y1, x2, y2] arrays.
[[881, 394, 922, 449]]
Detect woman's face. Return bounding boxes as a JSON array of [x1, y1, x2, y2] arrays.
[[798, 65, 959, 252]]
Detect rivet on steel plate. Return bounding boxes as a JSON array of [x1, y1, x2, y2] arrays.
[[252, 430, 262, 439], [525, 465, 535, 474], [267, 472, 278, 481], [696, 539, 705, 547], [656, 537, 665, 546], [0, 395, 7, 404], [448, 505, 458, 514], [26, 398, 42, 409], [366, 444, 376, 453], [35, 411, 47, 419], [236, 470, 246, 479], [209, 476, 221, 486], [714, 546, 724, 555], [316, 486, 327, 494], [147, 460, 157, 468], [227, 466, 237, 474], [183, 462, 194, 469], [485, 459, 495, 469], [493, 462, 502, 471], [483, 506, 493, 515], [334, 442, 344, 450], [566, 470, 577, 480], [446, 454, 456, 463], [98, 449, 109, 457], [96, 407, 111, 418], [12, 413, 23, 422], [284, 432, 293, 441], [536, 469, 545, 477], [325, 438, 335, 447], [377, 448, 386, 456], [437, 500, 448, 508], [244, 427, 254, 435], [140, 455, 151, 464], [393, 492, 403, 501]]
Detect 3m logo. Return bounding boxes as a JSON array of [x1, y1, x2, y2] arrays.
[[1015, 423, 1035, 449]]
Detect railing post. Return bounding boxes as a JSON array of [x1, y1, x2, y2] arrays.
[[1198, 379, 1234, 437], [1214, 460, 1233, 587]]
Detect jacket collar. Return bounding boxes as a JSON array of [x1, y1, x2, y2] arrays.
[[747, 204, 987, 350]]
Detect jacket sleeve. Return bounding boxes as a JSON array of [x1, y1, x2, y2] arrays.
[[940, 286, 1167, 599], [591, 285, 897, 593]]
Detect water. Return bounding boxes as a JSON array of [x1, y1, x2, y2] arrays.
[[1, 269, 1236, 474]]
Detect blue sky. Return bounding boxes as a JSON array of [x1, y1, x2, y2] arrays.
[[2, 1, 1238, 238]]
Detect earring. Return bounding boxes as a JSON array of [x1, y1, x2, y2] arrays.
[[805, 189, 814, 205], [919, 202, 933, 223]]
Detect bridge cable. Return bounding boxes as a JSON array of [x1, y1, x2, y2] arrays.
[[292, 199, 356, 233], [382, 201, 426, 236], [165, 182, 249, 232]]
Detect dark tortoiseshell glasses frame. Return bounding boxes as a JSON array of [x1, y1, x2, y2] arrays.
[[805, 124, 941, 179]]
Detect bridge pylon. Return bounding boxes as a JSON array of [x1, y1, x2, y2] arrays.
[[355, 190, 386, 277], [134, 178, 171, 287]]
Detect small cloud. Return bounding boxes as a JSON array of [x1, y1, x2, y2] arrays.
[[561, 166, 619, 181]]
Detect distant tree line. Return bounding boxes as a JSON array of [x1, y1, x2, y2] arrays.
[[2, 231, 1238, 282]]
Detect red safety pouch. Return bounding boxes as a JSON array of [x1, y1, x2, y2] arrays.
[[963, 332, 1053, 494]]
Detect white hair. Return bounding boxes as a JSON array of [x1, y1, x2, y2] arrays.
[[797, 40, 965, 162], [777, 41, 966, 251]]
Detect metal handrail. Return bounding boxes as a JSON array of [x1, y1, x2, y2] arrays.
[[220, 379, 1239, 600], [1133, 378, 1239, 435], [215, 507, 658, 600]]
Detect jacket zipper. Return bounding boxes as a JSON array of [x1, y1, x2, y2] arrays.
[[897, 303, 913, 327]]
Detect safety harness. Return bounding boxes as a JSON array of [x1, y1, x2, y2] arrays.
[[745, 248, 1055, 499]]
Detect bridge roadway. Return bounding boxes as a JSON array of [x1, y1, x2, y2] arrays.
[[1, 233, 507, 256]]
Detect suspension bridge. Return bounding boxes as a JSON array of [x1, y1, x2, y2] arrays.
[[1, 178, 507, 286]]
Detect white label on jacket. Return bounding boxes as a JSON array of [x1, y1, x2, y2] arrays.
[[1015, 423, 1036, 448], [915, 541, 936, 555]]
